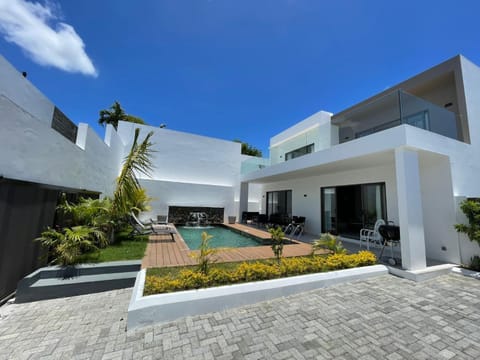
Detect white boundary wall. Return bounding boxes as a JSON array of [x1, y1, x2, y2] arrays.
[[0, 55, 124, 195]]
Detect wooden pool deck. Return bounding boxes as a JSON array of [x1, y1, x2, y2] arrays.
[[141, 223, 320, 268]]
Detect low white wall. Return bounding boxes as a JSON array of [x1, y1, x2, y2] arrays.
[[128, 265, 389, 330]]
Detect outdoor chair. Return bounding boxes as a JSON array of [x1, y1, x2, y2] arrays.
[[284, 216, 305, 238], [151, 214, 168, 225], [359, 219, 385, 249], [130, 212, 176, 241]]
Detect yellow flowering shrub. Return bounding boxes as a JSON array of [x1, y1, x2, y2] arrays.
[[235, 262, 280, 281], [144, 251, 377, 295]]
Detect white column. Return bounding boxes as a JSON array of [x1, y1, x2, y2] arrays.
[[395, 147, 427, 270], [239, 182, 249, 221]]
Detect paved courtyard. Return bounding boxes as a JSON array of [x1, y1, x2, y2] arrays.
[[0, 273, 479, 359]]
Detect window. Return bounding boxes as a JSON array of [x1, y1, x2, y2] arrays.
[[266, 190, 292, 219], [405, 110, 429, 130], [285, 144, 314, 161]]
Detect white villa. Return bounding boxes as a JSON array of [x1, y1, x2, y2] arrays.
[[1, 54, 480, 297]]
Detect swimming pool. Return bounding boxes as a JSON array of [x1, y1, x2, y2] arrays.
[[177, 225, 263, 249]]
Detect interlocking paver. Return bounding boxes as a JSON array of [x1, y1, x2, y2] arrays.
[[1, 273, 480, 359]]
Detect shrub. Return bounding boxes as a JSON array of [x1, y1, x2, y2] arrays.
[[36, 225, 106, 266], [469, 255, 480, 271], [144, 251, 377, 295], [312, 233, 347, 255], [235, 262, 280, 281], [179, 270, 209, 289], [455, 199, 480, 245]]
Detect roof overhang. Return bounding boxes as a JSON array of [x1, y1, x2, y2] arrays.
[[241, 124, 469, 184]]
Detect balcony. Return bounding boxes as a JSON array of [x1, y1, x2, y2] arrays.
[[241, 156, 270, 175], [332, 90, 459, 144]]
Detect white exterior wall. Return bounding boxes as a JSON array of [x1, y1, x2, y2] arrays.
[[270, 111, 334, 165], [117, 122, 245, 220], [138, 179, 236, 222], [259, 164, 398, 236], [418, 153, 460, 264], [0, 56, 124, 195]]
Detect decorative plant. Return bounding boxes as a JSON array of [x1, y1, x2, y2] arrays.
[[469, 255, 480, 271], [36, 226, 106, 266], [109, 128, 155, 239], [455, 199, 480, 245], [268, 226, 285, 263], [58, 197, 113, 241], [190, 231, 219, 275], [312, 233, 347, 255]]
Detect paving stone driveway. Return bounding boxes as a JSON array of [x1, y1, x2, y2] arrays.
[[1, 273, 479, 359]]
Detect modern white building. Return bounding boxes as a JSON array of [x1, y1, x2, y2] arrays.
[[240, 54, 480, 270], [0, 54, 255, 298], [1, 53, 480, 298]]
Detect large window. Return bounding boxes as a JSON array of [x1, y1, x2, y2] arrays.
[[285, 144, 314, 161], [266, 190, 292, 219], [321, 183, 387, 238]]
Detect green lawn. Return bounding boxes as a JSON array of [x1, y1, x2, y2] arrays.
[[78, 234, 148, 263]]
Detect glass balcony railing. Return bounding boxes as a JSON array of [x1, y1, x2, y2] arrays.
[[334, 90, 459, 144], [241, 157, 270, 175]]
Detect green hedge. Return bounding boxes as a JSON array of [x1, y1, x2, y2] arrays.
[[144, 251, 376, 295]]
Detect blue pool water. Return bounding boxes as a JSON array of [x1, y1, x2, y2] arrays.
[[177, 226, 263, 249]]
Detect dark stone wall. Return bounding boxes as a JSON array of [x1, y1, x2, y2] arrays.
[[168, 206, 224, 224]]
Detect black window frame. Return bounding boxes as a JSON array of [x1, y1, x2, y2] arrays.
[[285, 143, 314, 161]]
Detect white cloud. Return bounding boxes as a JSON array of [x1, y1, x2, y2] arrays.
[[0, 0, 97, 77]]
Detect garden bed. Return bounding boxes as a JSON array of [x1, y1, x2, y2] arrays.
[[128, 256, 387, 330], [144, 252, 376, 294], [127, 251, 382, 329]]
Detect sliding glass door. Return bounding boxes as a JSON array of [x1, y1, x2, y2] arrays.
[[321, 187, 337, 234], [321, 183, 386, 238], [266, 190, 292, 218]]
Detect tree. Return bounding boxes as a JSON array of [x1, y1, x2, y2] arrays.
[[233, 140, 263, 157], [98, 101, 146, 129], [111, 128, 155, 221], [268, 226, 285, 263]]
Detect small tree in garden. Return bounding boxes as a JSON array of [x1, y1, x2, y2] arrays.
[[36, 225, 106, 267], [312, 233, 347, 255], [190, 232, 219, 275], [268, 226, 285, 263], [455, 199, 480, 245]]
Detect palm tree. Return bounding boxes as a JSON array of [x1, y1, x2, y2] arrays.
[[98, 101, 145, 129], [111, 128, 155, 220]]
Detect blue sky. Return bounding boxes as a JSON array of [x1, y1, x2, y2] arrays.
[[1, 0, 479, 156]]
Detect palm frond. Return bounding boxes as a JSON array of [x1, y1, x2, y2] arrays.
[[112, 128, 155, 218]]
